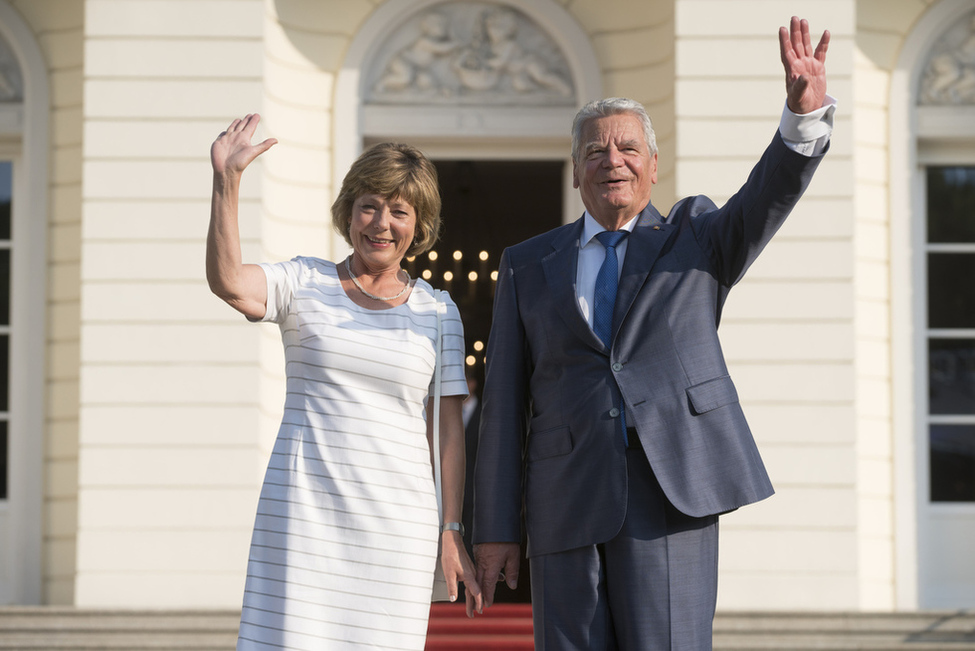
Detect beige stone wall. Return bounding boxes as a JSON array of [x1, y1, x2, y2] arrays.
[[74, 0, 267, 607], [675, 0, 861, 609], [9, 0, 85, 607]]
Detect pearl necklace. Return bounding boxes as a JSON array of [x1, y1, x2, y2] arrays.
[[345, 256, 411, 301]]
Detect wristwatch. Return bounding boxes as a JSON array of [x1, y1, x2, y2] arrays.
[[442, 522, 465, 536]]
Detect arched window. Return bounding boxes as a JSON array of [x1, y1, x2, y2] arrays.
[[892, 0, 975, 610]]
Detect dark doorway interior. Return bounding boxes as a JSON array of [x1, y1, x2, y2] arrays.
[[414, 159, 564, 603], [408, 159, 565, 383]]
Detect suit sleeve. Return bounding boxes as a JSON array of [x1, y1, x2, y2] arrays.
[[692, 132, 827, 287], [472, 249, 530, 545]]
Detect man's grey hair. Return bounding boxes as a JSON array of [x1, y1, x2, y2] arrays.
[[570, 98, 657, 166]]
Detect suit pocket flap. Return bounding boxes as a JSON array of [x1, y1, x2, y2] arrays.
[[686, 376, 739, 414], [527, 425, 573, 462]]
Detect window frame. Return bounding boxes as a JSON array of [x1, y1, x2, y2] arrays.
[[0, 0, 50, 604], [890, 0, 975, 609]]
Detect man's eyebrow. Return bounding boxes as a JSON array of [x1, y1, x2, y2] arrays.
[[584, 138, 642, 154]]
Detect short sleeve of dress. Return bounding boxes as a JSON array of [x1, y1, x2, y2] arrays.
[[253, 257, 303, 324], [437, 291, 469, 398]]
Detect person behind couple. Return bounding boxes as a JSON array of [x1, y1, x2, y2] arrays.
[[472, 16, 833, 651], [207, 126, 483, 650]]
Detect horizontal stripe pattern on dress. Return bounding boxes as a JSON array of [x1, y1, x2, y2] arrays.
[[238, 257, 467, 651]]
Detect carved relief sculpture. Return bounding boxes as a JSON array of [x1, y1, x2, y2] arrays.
[[370, 2, 575, 105], [920, 13, 975, 105], [374, 12, 461, 93]]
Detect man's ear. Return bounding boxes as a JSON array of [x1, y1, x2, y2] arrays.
[[572, 161, 580, 189]]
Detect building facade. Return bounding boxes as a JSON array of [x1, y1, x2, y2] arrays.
[[0, 0, 973, 612]]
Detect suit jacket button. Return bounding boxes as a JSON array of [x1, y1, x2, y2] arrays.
[[609, 407, 620, 418], [612, 362, 623, 372]]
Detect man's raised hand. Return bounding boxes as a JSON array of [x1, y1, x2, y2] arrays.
[[779, 16, 829, 115]]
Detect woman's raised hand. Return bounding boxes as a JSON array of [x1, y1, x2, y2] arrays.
[[206, 113, 274, 319], [210, 113, 277, 177]]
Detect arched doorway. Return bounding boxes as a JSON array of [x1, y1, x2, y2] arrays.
[[335, 0, 603, 602]]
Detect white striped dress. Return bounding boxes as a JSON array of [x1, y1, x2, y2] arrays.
[[237, 257, 468, 651]]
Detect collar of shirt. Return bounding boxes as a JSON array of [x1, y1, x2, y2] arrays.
[[580, 211, 639, 248], [576, 211, 639, 327]]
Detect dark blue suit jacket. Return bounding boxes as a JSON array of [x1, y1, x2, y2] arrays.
[[473, 133, 826, 558]]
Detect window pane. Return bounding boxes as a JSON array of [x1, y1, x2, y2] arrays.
[[0, 200, 8, 242], [0, 334, 6, 412], [930, 424, 975, 502], [0, 420, 6, 501], [928, 253, 975, 328], [930, 339, 975, 415], [0, 249, 8, 325], [0, 160, 9, 240], [927, 166, 975, 243]]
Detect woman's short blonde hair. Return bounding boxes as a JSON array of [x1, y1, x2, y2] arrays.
[[331, 143, 442, 257]]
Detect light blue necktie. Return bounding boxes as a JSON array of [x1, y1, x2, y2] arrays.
[[593, 230, 629, 446]]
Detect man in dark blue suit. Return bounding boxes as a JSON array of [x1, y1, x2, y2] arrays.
[[472, 17, 834, 650]]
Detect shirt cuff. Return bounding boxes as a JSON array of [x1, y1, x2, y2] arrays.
[[779, 94, 837, 157]]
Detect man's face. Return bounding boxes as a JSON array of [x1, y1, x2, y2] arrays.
[[573, 113, 657, 229]]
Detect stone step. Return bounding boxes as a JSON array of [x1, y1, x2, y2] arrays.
[[0, 607, 972, 650], [0, 608, 238, 650], [711, 611, 975, 651]]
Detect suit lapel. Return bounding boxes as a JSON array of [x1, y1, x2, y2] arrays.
[[612, 204, 672, 339], [541, 218, 606, 352]]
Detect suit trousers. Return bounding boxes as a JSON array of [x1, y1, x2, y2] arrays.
[[529, 440, 719, 650]]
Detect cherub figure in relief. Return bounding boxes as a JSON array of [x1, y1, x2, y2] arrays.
[[375, 12, 459, 93]]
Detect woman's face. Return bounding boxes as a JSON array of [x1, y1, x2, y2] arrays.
[[349, 193, 417, 270]]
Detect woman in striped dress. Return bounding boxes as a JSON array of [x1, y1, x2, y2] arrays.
[[207, 114, 482, 650]]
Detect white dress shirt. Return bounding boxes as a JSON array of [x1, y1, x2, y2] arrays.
[[575, 96, 837, 326]]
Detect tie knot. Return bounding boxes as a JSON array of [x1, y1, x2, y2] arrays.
[[595, 230, 628, 250]]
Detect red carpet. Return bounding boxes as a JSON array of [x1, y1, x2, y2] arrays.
[[425, 603, 534, 650]]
